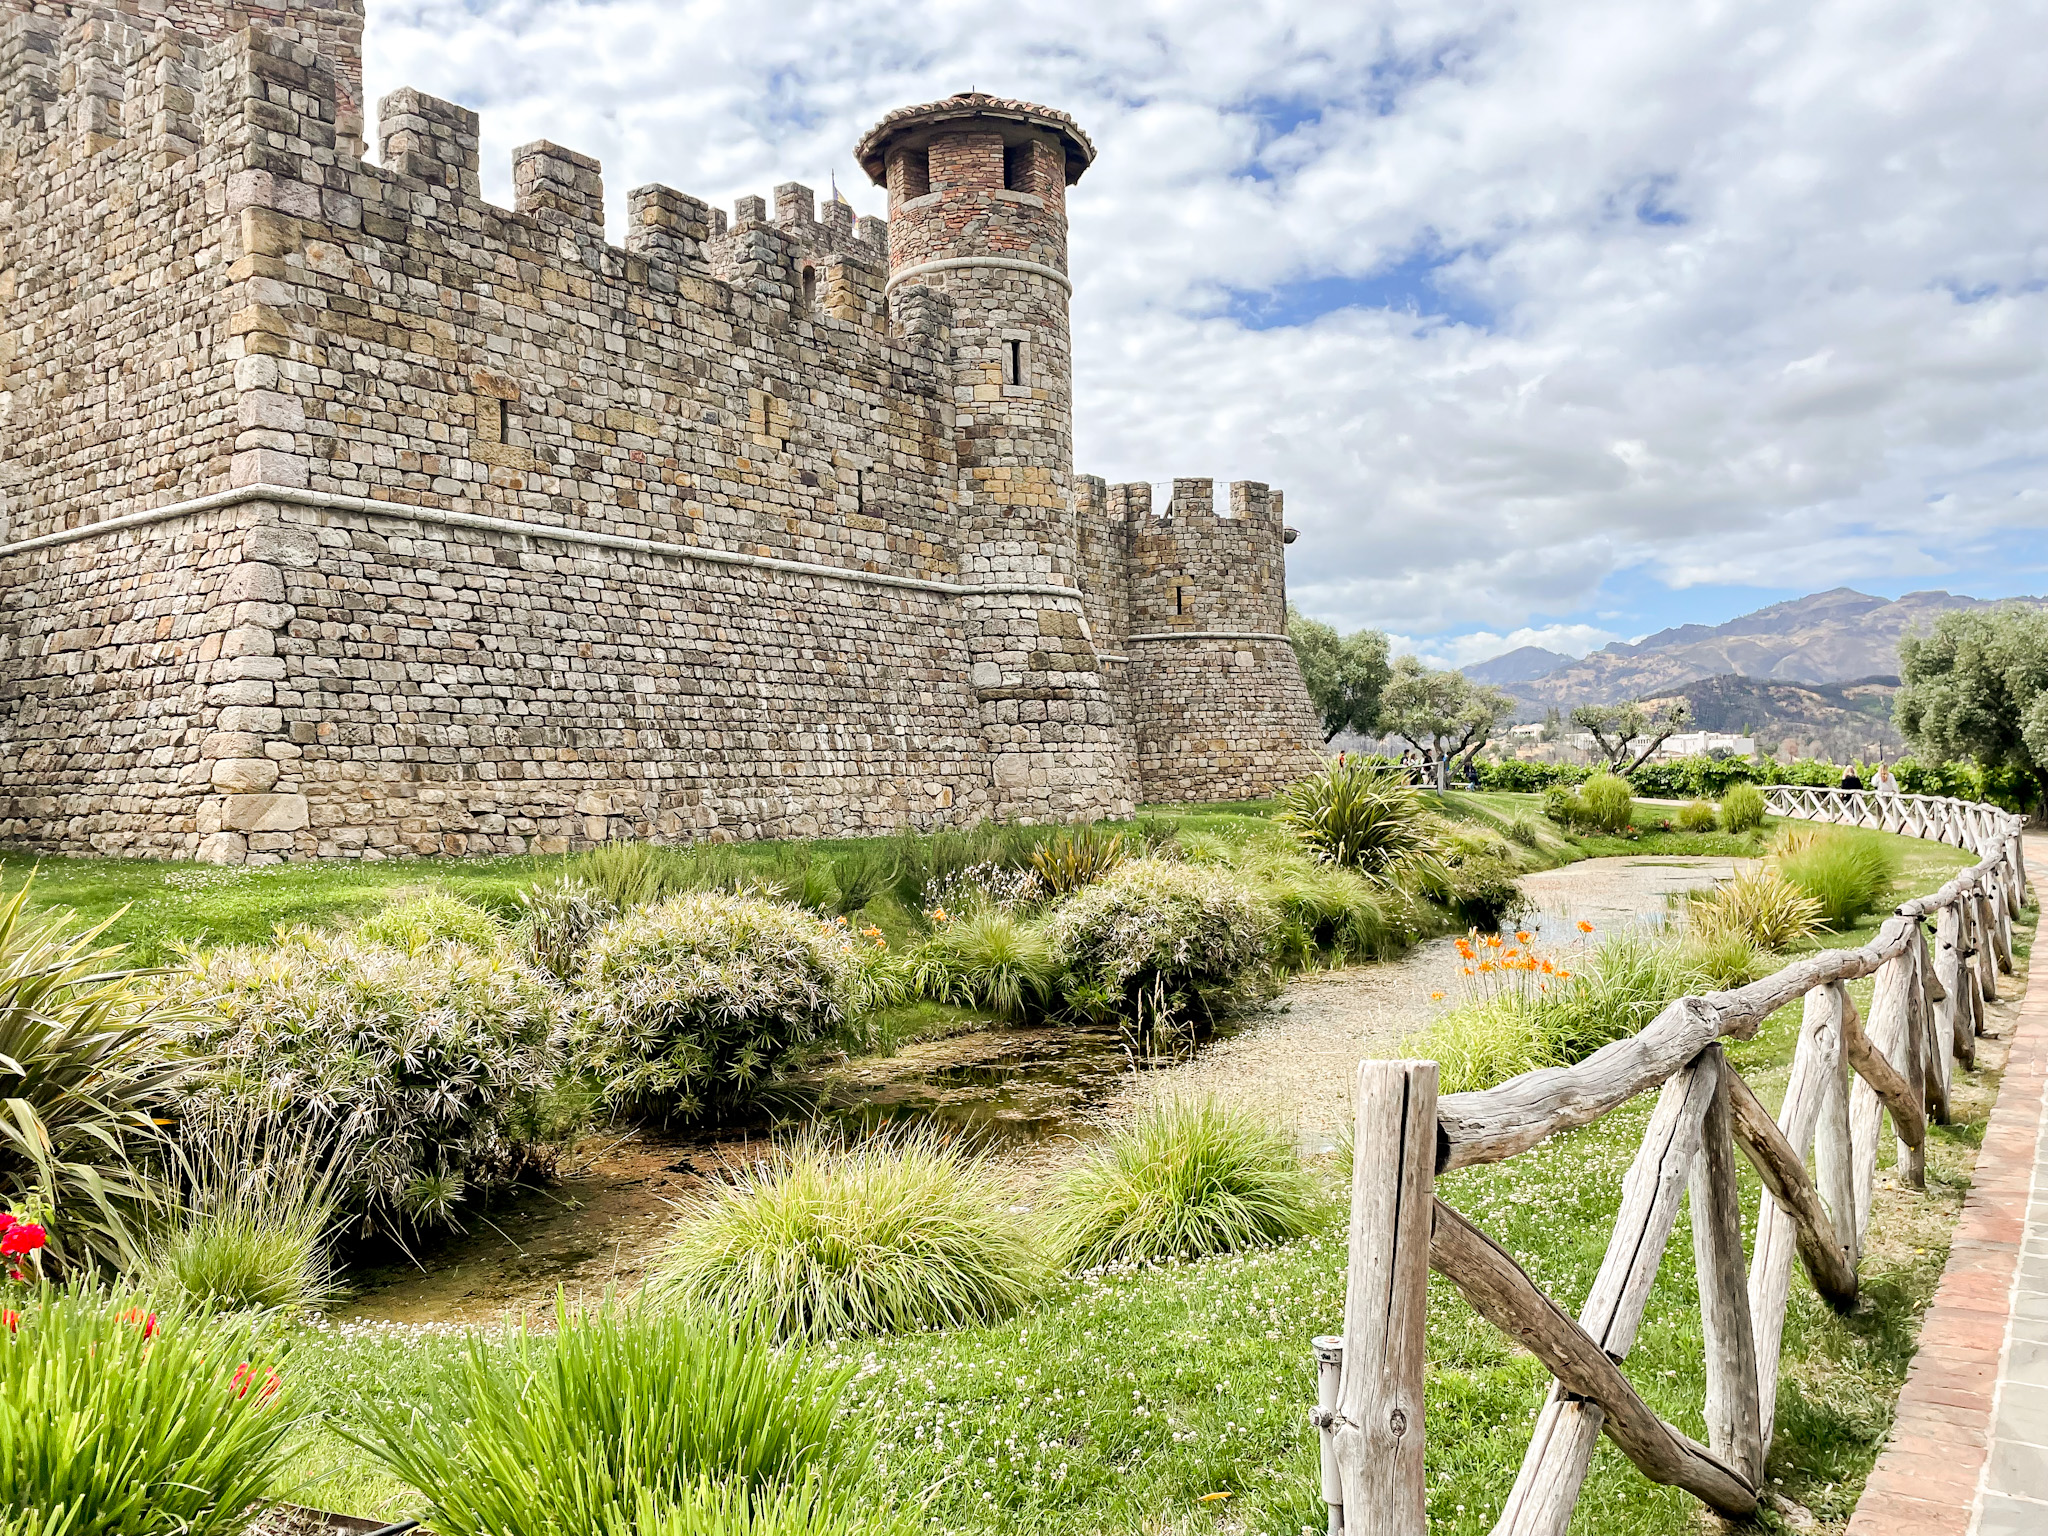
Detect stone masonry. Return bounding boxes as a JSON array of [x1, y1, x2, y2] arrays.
[[0, 1, 1324, 863]]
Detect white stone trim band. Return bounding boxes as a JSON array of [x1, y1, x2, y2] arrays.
[[0, 483, 1089, 604], [1127, 630, 1291, 642], [885, 256, 1073, 295]]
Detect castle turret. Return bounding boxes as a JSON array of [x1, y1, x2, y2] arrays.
[[857, 94, 1136, 821]]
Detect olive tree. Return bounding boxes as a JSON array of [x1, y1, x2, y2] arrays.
[[1286, 607, 1392, 743], [1380, 656, 1517, 788], [1571, 699, 1691, 775], [1895, 605, 2048, 813]]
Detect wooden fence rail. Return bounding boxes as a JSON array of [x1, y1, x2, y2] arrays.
[[1314, 787, 2032, 1535]]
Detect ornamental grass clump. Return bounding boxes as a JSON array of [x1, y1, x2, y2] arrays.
[[1720, 779, 1768, 834], [1578, 772, 1635, 834], [0, 1281, 297, 1536], [648, 1131, 1040, 1341], [1771, 825, 1900, 929], [354, 889, 505, 953], [1276, 759, 1441, 883], [161, 930, 572, 1234], [908, 908, 1057, 1020], [1178, 831, 1400, 965], [0, 883, 189, 1271], [1050, 1097, 1323, 1268], [347, 1300, 879, 1536], [576, 893, 856, 1122], [1029, 824, 1128, 898], [1045, 859, 1276, 1027], [1677, 799, 1719, 833], [145, 1112, 339, 1315], [1686, 864, 1824, 950]]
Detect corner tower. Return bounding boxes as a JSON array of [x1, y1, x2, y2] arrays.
[[857, 94, 1137, 821]]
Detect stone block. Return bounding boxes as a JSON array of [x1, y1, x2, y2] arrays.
[[221, 793, 310, 833], [196, 831, 249, 865], [211, 758, 281, 794], [242, 527, 321, 568]]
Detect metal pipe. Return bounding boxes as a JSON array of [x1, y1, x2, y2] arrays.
[[1312, 1333, 1345, 1533]]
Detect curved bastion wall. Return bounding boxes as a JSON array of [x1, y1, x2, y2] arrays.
[[0, 6, 1323, 862]]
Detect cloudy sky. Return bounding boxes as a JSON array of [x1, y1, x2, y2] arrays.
[[365, 0, 2048, 667]]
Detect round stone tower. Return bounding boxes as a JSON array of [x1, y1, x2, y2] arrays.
[[856, 93, 1136, 821]]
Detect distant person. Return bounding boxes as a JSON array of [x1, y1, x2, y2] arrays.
[[1839, 766, 1865, 792], [1875, 763, 1901, 797], [1463, 757, 1481, 790]]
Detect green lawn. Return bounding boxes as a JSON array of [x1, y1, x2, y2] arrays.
[[264, 822, 2002, 1535]]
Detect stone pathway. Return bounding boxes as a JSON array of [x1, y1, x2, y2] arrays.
[[1848, 837, 2048, 1536]]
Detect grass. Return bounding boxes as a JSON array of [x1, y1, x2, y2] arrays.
[[1773, 826, 1902, 929], [147, 1114, 339, 1314], [646, 1132, 1042, 1342], [1049, 1097, 1326, 1269]]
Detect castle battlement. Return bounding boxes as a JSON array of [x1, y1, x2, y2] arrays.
[[0, 2, 1324, 863]]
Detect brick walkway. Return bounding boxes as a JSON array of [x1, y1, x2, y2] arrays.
[[1847, 841, 2048, 1536]]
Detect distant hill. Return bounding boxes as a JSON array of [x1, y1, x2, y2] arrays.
[[1464, 645, 1574, 686], [1636, 674, 1905, 761], [1474, 588, 2039, 710]]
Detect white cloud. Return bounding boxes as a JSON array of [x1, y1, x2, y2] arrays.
[[1388, 624, 1623, 670], [362, 0, 2048, 645]]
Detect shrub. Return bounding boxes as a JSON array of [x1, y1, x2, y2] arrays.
[[517, 875, 622, 983], [0, 1284, 298, 1535], [824, 846, 893, 916], [1506, 818, 1541, 849], [1579, 773, 1634, 834], [907, 908, 1057, 1020], [347, 1302, 872, 1536], [354, 889, 505, 953], [1677, 800, 1719, 833], [1772, 826, 1900, 929], [1421, 826, 1525, 931], [575, 894, 854, 1121], [1720, 780, 1767, 834], [1542, 785, 1583, 828], [1050, 1098, 1323, 1268], [161, 930, 572, 1234], [649, 1132, 1040, 1341], [1045, 859, 1276, 1027], [0, 885, 187, 1270], [1179, 832, 1398, 964], [1030, 825, 1129, 898], [147, 1111, 338, 1314], [571, 841, 701, 909], [1276, 760, 1441, 882], [1687, 865, 1824, 950]]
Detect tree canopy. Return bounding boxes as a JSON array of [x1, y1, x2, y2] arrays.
[[1571, 700, 1691, 775], [1895, 606, 2048, 811], [1286, 608, 1392, 742], [1380, 656, 1517, 784]]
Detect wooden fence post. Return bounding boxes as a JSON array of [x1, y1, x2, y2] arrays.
[[1689, 1045, 1765, 1488], [1935, 905, 1972, 1070], [1916, 924, 1951, 1122], [1750, 984, 1844, 1448], [1334, 1061, 1437, 1536]]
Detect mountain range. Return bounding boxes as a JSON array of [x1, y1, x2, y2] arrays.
[[1469, 589, 2037, 711]]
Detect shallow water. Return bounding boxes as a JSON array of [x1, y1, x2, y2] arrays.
[[334, 853, 1745, 1325]]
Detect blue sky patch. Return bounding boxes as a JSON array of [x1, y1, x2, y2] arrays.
[[1223, 247, 1494, 331]]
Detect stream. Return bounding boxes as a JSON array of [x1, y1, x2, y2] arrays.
[[335, 854, 1750, 1324]]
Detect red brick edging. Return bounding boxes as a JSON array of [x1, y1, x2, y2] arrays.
[[1846, 903, 2048, 1534]]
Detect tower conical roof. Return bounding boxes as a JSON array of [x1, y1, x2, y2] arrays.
[[854, 93, 1094, 187]]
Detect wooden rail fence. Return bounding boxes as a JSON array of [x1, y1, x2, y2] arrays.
[[1312, 787, 2032, 1534]]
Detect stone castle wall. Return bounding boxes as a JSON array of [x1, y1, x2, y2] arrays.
[[0, 12, 1326, 860]]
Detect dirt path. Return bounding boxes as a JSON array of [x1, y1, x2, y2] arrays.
[[1089, 853, 1754, 1144]]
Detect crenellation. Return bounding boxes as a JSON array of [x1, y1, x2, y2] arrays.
[[2, 30, 1323, 857]]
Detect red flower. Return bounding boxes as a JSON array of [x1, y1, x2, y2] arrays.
[[1, 1309, 17, 1332], [0, 1214, 14, 1234], [118, 1307, 159, 1338], [231, 1363, 280, 1402], [0, 1223, 47, 1257]]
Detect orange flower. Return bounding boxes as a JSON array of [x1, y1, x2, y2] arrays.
[[1486, 934, 1502, 948], [1430, 990, 1445, 1001], [1576, 920, 1595, 934], [1478, 961, 1495, 973], [1556, 968, 1573, 980], [1515, 931, 1533, 945], [1462, 965, 1475, 976], [1541, 959, 1555, 974]]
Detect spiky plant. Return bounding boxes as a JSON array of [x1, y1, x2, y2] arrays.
[[0, 883, 187, 1270], [908, 908, 1058, 1020], [1686, 865, 1824, 950], [1719, 780, 1767, 834], [1276, 760, 1442, 883]]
